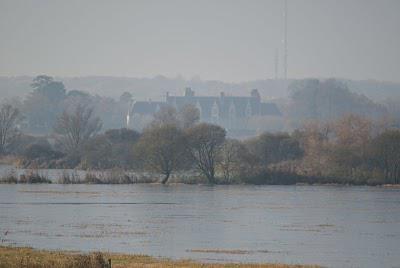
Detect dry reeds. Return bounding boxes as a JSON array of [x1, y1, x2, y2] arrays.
[[0, 169, 51, 184], [0, 169, 17, 184], [0, 246, 320, 268], [18, 169, 51, 184], [57, 170, 82, 184]]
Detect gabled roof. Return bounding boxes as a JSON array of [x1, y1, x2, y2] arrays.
[[260, 103, 281, 116], [168, 96, 216, 119], [166, 95, 281, 118], [132, 101, 165, 115], [219, 96, 253, 118], [132, 90, 282, 118]]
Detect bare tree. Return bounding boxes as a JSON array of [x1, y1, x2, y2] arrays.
[[186, 123, 226, 184], [0, 103, 21, 154], [135, 124, 187, 184], [54, 105, 102, 156], [151, 106, 179, 127], [178, 104, 200, 129], [218, 139, 243, 182]]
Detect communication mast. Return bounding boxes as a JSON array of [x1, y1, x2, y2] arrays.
[[283, 0, 288, 80], [275, 48, 279, 80], [126, 99, 135, 128]]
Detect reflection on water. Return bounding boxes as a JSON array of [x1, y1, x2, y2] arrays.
[[1, 183, 400, 267]]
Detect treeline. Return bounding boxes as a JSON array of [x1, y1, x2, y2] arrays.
[[4, 75, 400, 135], [1, 94, 400, 185], [1, 76, 400, 185], [4, 75, 132, 134], [286, 79, 390, 128]]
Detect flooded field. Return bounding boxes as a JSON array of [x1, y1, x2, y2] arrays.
[[0, 184, 400, 268]]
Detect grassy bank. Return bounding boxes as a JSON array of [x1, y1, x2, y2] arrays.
[[0, 246, 320, 268]]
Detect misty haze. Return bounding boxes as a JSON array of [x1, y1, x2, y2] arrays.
[[1, 1, 400, 268]]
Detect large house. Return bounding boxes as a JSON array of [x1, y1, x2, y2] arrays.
[[128, 88, 281, 136]]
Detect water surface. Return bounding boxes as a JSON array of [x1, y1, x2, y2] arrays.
[[0, 184, 399, 268]]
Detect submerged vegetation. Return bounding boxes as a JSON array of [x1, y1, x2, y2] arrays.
[[0, 169, 51, 184], [0, 246, 320, 268], [58, 169, 159, 184]]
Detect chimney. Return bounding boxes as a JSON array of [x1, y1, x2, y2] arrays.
[[185, 87, 194, 97], [251, 89, 261, 102]]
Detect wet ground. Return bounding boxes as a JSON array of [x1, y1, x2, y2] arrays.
[[0, 184, 399, 267]]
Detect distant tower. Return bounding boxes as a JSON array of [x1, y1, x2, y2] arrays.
[[126, 103, 131, 128], [283, 0, 288, 80], [274, 48, 279, 80], [126, 99, 135, 128]]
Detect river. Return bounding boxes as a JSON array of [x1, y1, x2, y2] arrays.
[[1, 183, 399, 267]]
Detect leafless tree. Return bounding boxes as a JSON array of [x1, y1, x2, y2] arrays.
[[54, 105, 102, 155], [0, 103, 21, 154], [151, 106, 179, 127], [218, 139, 243, 182], [186, 123, 226, 183], [135, 124, 187, 184], [178, 104, 200, 129]]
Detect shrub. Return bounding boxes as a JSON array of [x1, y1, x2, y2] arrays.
[[18, 170, 51, 184], [0, 169, 18, 184], [23, 142, 63, 160], [241, 170, 299, 185], [81, 136, 113, 169]]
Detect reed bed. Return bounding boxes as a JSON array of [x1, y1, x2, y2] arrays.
[[0, 169, 51, 184]]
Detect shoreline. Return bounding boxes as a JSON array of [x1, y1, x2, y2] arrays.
[[0, 178, 399, 187], [0, 245, 320, 268], [0, 179, 399, 187], [0, 164, 399, 187]]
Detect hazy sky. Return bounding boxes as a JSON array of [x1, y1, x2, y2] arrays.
[[1, 0, 399, 83]]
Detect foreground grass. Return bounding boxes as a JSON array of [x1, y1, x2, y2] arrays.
[[0, 246, 320, 268]]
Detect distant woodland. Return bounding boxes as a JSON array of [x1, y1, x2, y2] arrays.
[[1, 75, 400, 185]]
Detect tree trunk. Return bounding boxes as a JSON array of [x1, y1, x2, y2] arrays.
[[161, 173, 170, 184], [207, 173, 216, 184]]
